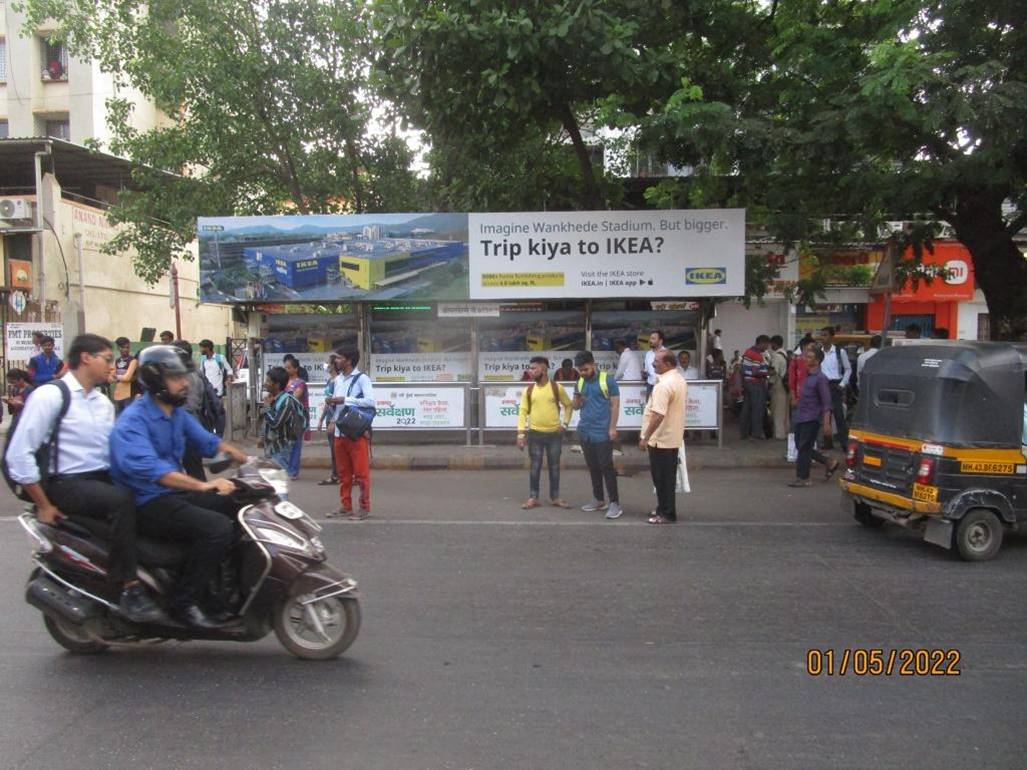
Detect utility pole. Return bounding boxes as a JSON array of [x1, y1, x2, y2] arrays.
[[170, 262, 182, 340]]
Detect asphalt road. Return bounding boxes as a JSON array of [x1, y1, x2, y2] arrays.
[[1, 468, 1026, 769]]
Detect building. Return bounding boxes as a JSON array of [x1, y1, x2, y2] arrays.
[[243, 244, 340, 290], [336, 238, 464, 291], [0, 4, 166, 145]]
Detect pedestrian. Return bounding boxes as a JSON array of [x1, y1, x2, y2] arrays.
[[283, 353, 309, 382], [317, 354, 341, 486], [327, 349, 375, 519], [613, 338, 642, 381], [768, 335, 790, 440], [572, 351, 622, 519], [30, 331, 45, 358], [739, 335, 772, 440], [554, 358, 579, 381], [794, 333, 816, 355], [282, 356, 309, 480], [789, 346, 840, 487], [705, 348, 727, 381], [262, 366, 305, 480], [856, 334, 882, 383], [904, 324, 922, 340], [159, 330, 174, 344], [677, 351, 700, 380], [198, 339, 233, 397], [818, 326, 852, 449], [708, 328, 723, 353], [639, 350, 687, 524], [786, 341, 815, 461], [28, 336, 63, 386], [3, 368, 34, 429], [643, 330, 669, 401], [517, 356, 572, 509], [172, 340, 211, 481], [113, 337, 138, 414]]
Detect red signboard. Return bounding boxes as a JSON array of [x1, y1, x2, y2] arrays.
[[891, 241, 975, 303]]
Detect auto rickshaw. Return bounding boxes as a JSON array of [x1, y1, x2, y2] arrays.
[[839, 341, 1027, 561]]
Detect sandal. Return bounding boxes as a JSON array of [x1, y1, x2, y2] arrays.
[[325, 508, 353, 518], [521, 498, 540, 510], [317, 476, 339, 486], [825, 460, 840, 480], [349, 509, 370, 520], [647, 515, 672, 524], [550, 499, 571, 509]]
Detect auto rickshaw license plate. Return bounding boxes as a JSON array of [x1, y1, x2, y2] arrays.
[[862, 455, 882, 467], [959, 461, 1015, 475], [912, 483, 939, 502]]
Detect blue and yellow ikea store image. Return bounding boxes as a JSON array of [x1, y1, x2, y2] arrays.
[[199, 213, 470, 303]]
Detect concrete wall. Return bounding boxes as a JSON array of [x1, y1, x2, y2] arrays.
[[709, 299, 791, 359], [956, 290, 988, 341]]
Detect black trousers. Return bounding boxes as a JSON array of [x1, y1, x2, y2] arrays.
[[136, 491, 237, 608], [47, 472, 138, 584], [828, 382, 849, 447], [740, 381, 768, 439], [648, 446, 679, 521], [794, 420, 830, 480], [581, 438, 618, 504], [181, 448, 207, 482]]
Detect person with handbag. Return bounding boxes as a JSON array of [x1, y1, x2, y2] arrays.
[[326, 349, 375, 520]]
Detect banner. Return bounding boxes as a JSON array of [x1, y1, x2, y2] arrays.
[[478, 351, 624, 382], [5, 323, 65, 368], [369, 352, 472, 382], [308, 384, 465, 430], [198, 208, 745, 303], [469, 209, 744, 299]]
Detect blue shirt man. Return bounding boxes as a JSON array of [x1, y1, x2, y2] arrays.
[[572, 351, 622, 519], [29, 338, 63, 386], [111, 394, 223, 505]]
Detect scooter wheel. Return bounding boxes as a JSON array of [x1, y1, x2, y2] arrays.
[[273, 595, 360, 660], [43, 614, 108, 655]]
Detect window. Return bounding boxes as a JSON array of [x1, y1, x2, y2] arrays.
[[40, 37, 69, 82], [44, 118, 70, 140], [0, 120, 8, 139], [0, 39, 7, 84]]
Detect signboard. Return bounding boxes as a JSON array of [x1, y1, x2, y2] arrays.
[[7, 259, 33, 290], [437, 302, 501, 318], [469, 209, 744, 299], [5, 323, 65, 368], [307, 384, 465, 430], [891, 242, 975, 303], [198, 208, 745, 303], [369, 352, 472, 382], [483, 380, 721, 430], [478, 351, 623, 382]]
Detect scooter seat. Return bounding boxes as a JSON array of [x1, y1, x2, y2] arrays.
[[58, 517, 190, 567]]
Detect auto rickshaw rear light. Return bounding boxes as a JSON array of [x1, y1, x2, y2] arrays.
[[846, 440, 858, 468], [916, 458, 936, 485]]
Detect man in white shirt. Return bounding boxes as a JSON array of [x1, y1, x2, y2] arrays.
[[198, 339, 233, 397], [325, 349, 376, 519], [819, 326, 853, 447], [677, 350, 700, 380], [643, 330, 669, 400], [856, 334, 882, 383], [5, 333, 163, 623], [614, 338, 642, 381]]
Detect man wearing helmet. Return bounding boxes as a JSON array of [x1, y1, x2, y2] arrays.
[[110, 345, 249, 630]]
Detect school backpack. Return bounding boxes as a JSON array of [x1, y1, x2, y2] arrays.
[[198, 376, 224, 433], [268, 391, 308, 445], [1, 380, 72, 501], [575, 371, 610, 399]]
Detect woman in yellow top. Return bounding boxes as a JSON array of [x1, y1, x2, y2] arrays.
[[516, 356, 573, 510]]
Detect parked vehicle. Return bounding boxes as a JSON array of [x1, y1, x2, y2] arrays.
[[18, 458, 360, 659], [840, 341, 1027, 561]]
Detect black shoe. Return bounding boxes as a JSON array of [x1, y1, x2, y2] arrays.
[[172, 603, 224, 631], [118, 585, 166, 624]]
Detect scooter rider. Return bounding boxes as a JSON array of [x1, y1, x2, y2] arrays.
[[109, 345, 249, 631], [4, 334, 163, 623]]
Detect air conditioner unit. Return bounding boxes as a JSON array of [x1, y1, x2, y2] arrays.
[[0, 198, 34, 221]]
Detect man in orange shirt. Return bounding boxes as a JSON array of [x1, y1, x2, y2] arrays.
[[639, 350, 687, 524]]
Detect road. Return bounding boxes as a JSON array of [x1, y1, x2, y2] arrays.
[[1, 468, 1025, 769]]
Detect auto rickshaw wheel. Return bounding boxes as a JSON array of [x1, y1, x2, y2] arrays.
[[853, 501, 883, 528], [954, 508, 1003, 562]]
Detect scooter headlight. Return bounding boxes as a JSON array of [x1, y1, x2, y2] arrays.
[[257, 466, 289, 497], [252, 525, 313, 556]]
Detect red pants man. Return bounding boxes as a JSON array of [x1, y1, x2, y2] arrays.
[[333, 434, 371, 518]]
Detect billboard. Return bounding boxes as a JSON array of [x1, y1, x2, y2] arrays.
[[198, 209, 745, 303]]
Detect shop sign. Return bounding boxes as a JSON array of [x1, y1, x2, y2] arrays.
[[308, 385, 465, 430], [369, 352, 472, 382], [5, 322, 65, 365], [891, 242, 975, 303], [7, 259, 33, 290], [437, 302, 501, 318], [469, 209, 744, 299]]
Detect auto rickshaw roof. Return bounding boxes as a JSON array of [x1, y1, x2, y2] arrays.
[[852, 341, 1027, 448]]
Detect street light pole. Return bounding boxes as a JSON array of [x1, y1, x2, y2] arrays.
[[171, 261, 182, 340]]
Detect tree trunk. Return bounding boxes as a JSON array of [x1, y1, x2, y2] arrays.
[[557, 103, 604, 210], [948, 193, 1027, 341]]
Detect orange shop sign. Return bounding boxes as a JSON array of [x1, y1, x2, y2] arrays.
[[892, 242, 975, 303]]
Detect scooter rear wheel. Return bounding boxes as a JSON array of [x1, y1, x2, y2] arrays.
[[43, 614, 108, 655], [273, 595, 360, 660]]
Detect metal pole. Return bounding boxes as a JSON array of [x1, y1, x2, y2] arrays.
[[73, 233, 86, 332], [464, 383, 471, 447], [34, 149, 50, 306], [717, 380, 723, 449], [171, 262, 182, 340]]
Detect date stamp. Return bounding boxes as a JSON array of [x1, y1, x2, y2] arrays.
[[806, 649, 961, 677]]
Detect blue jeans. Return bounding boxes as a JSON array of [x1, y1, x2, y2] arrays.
[[287, 437, 303, 478], [528, 431, 562, 500]]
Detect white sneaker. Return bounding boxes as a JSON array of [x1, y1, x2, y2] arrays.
[[605, 503, 624, 520], [582, 500, 608, 512]]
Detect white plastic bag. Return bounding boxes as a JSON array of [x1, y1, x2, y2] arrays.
[[786, 432, 797, 463], [676, 440, 691, 493]]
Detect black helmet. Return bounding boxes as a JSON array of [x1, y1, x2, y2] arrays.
[[138, 345, 194, 406]]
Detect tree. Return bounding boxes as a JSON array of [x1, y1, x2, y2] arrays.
[[18, 0, 424, 284], [640, 0, 1027, 339], [372, 0, 683, 211]]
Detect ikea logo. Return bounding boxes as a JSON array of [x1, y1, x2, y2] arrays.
[[685, 267, 727, 285]]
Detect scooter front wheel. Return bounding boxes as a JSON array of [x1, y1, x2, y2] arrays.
[[43, 614, 109, 655], [273, 594, 360, 660]]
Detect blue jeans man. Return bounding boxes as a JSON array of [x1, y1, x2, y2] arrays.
[[527, 431, 562, 503]]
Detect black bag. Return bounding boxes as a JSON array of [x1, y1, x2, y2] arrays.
[[337, 374, 374, 440], [198, 377, 224, 433], [2, 380, 72, 501]]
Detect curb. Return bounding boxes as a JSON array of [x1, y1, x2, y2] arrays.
[[288, 454, 792, 472]]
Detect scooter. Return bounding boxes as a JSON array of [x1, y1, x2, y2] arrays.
[[18, 458, 361, 660]]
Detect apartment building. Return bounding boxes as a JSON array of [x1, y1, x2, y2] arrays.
[[0, 1, 165, 144]]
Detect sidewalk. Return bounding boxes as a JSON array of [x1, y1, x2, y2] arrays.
[[236, 433, 793, 472]]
